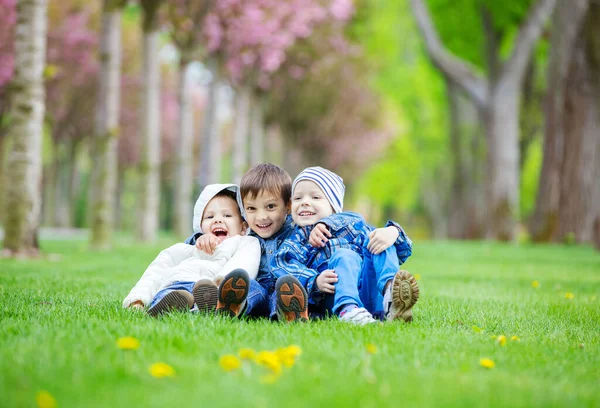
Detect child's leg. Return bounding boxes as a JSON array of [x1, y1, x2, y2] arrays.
[[147, 281, 195, 317], [359, 247, 400, 317], [243, 278, 272, 318], [275, 275, 308, 322], [327, 248, 364, 315]]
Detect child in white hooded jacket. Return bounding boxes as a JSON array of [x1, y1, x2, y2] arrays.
[[123, 184, 260, 316]]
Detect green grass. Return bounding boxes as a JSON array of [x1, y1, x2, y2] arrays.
[[1, 238, 599, 408]]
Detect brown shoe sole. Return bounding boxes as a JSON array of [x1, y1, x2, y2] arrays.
[[192, 279, 218, 313], [216, 270, 249, 317], [388, 270, 420, 322], [275, 276, 308, 322], [147, 290, 194, 317]]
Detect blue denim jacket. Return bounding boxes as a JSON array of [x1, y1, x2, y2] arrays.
[[271, 211, 412, 297]]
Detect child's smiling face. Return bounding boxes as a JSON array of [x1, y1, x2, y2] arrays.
[[243, 191, 289, 239], [201, 196, 245, 240], [291, 180, 334, 227]]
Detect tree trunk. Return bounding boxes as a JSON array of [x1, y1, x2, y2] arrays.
[[54, 142, 71, 227], [114, 164, 125, 230], [137, 27, 161, 241], [250, 92, 265, 165], [3, 0, 47, 256], [174, 59, 194, 237], [485, 88, 520, 241], [198, 57, 221, 190], [89, 6, 122, 249], [0, 134, 6, 225], [556, 5, 600, 243], [232, 84, 251, 183], [529, 0, 589, 242]]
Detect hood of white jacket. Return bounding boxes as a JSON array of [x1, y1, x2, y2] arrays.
[[192, 183, 243, 234]]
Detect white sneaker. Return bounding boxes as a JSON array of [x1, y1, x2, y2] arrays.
[[339, 307, 378, 325], [383, 270, 420, 322]]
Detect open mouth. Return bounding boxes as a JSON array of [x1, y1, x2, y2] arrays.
[[255, 222, 272, 229], [212, 228, 228, 238], [299, 211, 315, 217]]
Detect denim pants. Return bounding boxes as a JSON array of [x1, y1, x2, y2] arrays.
[[324, 246, 399, 317], [244, 278, 278, 319], [148, 281, 195, 309]]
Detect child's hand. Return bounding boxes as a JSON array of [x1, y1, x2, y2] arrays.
[[129, 300, 145, 310], [316, 270, 338, 294], [367, 227, 399, 255], [309, 223, 331, 248], [195, 234, 222, 255]]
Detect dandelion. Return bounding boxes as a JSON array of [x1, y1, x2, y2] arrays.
[[36, 391, 56, 408], [510, 336, 520, 342], [255, 351, 282, 375], [219, 355, 242, 372], [149, 362, 175, 378], [366, 344, 378, 354], [496, 335, 507, 346], [238, 348, 256, 360], [117, 336, 140, 350], [414, 274, 421, 281], [531, 280, 540, 289], [479, 358, 495, 369], [565, 292, 574, 300], [275, 345, 301, 368]]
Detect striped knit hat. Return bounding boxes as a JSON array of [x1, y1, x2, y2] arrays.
[[292, 166, 345, 213]]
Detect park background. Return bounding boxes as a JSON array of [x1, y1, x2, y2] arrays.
[[0, 1, 599, 407]]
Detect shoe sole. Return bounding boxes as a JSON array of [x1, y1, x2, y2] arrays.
[[388, 270, 419, 322], [147, 290, 193, 317], [216, 270, 249, 317], [192, 279, 218, 313], [275, 276, 308, 322]]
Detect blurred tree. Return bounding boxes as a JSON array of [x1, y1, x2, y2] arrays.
[[529, 0, 590, 242], [3, 0, 48, 256], [137, 0, 164, 242], [0, 0, 16, 226], [163, 0, 213, 236], [88, 0, 127, 249], [410, 0, 556, 241]]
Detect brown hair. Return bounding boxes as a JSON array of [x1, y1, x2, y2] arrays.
[[240, 163, 292, 204], [213, 189, 241, 215]]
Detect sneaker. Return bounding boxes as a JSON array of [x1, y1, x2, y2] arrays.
[[192, 279, 218, 313], [147, 290, 194, 317], [275, 275, 308, 322], [339, 307, 378, 325], [383, 270, 419, 322], [216, 269, 249, 317]]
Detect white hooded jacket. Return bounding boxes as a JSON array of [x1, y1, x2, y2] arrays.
[[122, 184, 260, 308]]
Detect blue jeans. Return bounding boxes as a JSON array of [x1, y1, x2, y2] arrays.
[[149, 281, 195, 309], [244, 278, 278, 319], [324, 246, 399, 317]]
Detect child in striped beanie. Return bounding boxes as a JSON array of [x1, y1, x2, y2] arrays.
[[272, 166, 419, 325]]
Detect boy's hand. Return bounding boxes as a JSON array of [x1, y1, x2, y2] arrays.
[[367, 226, 399, 255], [195, 234, 222, 255], [316, 270, 338, 294], [129, 300, 144, 310], [309, 223, 331, 248]]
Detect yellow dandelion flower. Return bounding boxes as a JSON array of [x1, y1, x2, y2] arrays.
[[219, 355, 242, 372], [510, 335, 520, 342], [531, 280, 540, 289], [36, 391, 57, 408], [260, 373, 280, 384], [414, 274, 421, 281], [255, 351, 282, 375], [366, 344, 378, 354], [149, 362, 175, 378], [238, 348, 256, 360], [283, 345, 302, 357], [479, 358, 495, 369], [117, 336, 140, 350], [496, 335, 507, 346], [565, 292, 574, 300]]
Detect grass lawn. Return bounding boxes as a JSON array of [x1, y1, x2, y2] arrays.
[[1, 237, 599, 408]]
